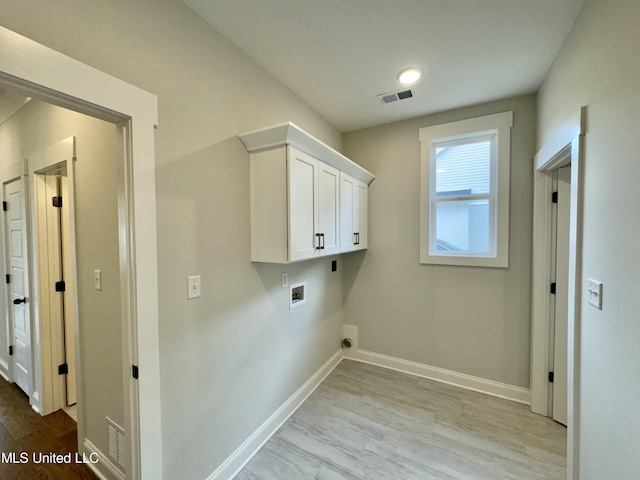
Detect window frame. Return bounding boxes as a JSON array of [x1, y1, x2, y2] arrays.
[[419, 111, 513, 267]]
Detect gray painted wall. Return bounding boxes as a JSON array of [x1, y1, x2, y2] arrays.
[[343, 95, 537, 389], [538, 0, 640, 477], [0, 1, 345, 478], [0, 100, 123, 459]]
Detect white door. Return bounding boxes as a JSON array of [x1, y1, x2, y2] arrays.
[[60, 175, 77, 405], [552, 166, 571, 426], [317, 162, 340, 255], [4, 178, 32, 396], [289, 147, 319, 262]]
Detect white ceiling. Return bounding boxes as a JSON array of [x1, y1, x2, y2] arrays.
[[184, 0, 586, 132]]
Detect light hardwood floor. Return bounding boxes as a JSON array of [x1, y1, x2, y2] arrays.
[[236, 360, 566, 480]]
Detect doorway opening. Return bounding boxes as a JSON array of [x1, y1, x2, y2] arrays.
[[30, 140, 78, 419], [1, 24, 161, 480], [530, 106, 586, 480], [549, 165, 571, 426], [0, 96, 127, 478]]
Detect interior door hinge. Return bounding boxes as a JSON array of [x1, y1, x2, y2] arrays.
[[2, 201, 6, 212], [5, 274, 10, 284], [52, 196, 63, 208], [548, 371, 555, 383], [58, 363, 69, 375], [552, 191, 558, 204], [132, 365, 139, 379], [55, 281, 66, 292], [550, 282, 557, 295], [8, 346, 13, 356]]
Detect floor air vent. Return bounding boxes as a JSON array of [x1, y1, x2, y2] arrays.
[[378, 89, 413, 104], [107, 418, 126, 469]]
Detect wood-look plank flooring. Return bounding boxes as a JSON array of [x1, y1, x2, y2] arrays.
[[0, 378, 97, 479], [237, 360, 566, 480]]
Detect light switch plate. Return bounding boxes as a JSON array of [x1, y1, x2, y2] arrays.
[[587, 278, 603, 310], [281, 273, 288, 289], [94, 270, 102, 291], [188, 275, 201, 299]]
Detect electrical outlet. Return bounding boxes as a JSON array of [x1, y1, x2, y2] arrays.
[[282, 273, 288, 288], [188, 275, 201, 299]]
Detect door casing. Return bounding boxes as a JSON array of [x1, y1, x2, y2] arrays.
[[29, 138, 78, 417], [531, 106, 586, 480], [0, 26, 161, 480]]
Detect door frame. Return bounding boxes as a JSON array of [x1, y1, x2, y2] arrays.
[[29, 138, 79, 417], [530, 106, 586, 480], [0, 27, 161, 480]]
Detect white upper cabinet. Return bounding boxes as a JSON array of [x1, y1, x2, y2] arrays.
[[340, 172, 368, 252], [240, 122, 374, 264], [288, 147, 340, 261]]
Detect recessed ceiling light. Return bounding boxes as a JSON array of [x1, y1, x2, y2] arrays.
[[397, 68, 422, 86]]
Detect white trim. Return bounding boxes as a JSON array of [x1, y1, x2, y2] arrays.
[[353, 349, 530, 405], [0, 358, 9, 381], [0, 26, 161, 480], [419, 111, 513, 268], [239, 122, 375, 185], [84, 439, 126, 480], [534, 109, 585, 171], [207, 349, 344, 480], [531, 107, 586, 480]]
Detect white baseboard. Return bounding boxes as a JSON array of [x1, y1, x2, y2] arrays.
[[207, 349, 344, 480], [84, 439, 125, 480], [0, 359, 9, 381], [353, 349, 530, 405]]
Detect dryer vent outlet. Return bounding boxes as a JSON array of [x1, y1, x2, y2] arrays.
[[341, 338, 353, 348]]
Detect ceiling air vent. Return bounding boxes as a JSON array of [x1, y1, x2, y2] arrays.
[[378, 89, 413, 104]]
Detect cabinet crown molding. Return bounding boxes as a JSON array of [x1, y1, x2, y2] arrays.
[[239, 122, 375, 185]]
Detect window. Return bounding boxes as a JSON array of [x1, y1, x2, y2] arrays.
[[419, 111, 512, 267]]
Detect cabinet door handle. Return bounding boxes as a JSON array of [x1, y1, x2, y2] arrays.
[[354, 232, 359, 245], [320, 233, 325, 250], [315, 233, 322, 250]]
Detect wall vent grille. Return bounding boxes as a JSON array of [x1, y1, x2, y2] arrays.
[[107, 417, 126, 469]]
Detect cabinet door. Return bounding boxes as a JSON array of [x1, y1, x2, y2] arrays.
[[288, 147, 319, 261], [318, 162, 340, 256], [340, 173, 356, 252], [354, 180, 368, 250]]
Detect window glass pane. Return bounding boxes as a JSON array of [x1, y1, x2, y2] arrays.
[[435, 140, 491, 196], [435, 199, 490, 253]]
